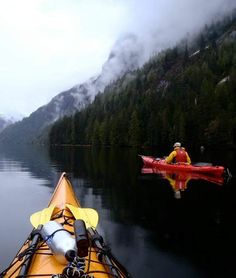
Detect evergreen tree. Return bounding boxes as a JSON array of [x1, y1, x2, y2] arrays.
[[48, 14, 236, 150], [128, 111, 141, 146]]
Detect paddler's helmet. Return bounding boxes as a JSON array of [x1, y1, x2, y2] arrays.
[[173, 142, 181, 148]]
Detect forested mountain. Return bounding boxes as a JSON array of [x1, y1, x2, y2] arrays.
[[0, 34, 142, 144], [49, 12, 236, 150], [0, 116, 14, 133]]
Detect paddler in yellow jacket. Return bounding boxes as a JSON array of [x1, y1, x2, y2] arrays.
[[165, 142, 191, 164]]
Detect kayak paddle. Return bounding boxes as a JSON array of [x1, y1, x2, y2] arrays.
[[66, 204, 99, 229], [30, 204, 99, 229], [30, 204, 56, 228]]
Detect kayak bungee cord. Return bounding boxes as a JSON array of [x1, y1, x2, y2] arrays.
[[0, 226, 61, 278], [0, 216, 128, 278], [0, 233, 121, 278], [1, 173, 130, 278], [0, 212, 75, 278]]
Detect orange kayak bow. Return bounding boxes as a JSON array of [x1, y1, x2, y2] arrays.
[[1, 173, 129, 278]]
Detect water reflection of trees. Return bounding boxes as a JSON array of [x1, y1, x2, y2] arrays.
[[50, 146, 236, 276], [1, 144, 235, 276], [0, 144, 54, 183], [49, 146, 175, 227], [49, 146, 236, 277]]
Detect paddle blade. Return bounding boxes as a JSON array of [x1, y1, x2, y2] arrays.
[[66, 204, 99, 229], [30, 204, 55, 228]]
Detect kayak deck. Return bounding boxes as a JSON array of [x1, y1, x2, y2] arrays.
[[2, 173, 129, 278], [140, 155, 225, 178]]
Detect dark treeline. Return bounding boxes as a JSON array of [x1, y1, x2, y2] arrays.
[[50, 12, 236, 151]]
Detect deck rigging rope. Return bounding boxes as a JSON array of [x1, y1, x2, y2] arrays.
[[0, 211, 129, 278]]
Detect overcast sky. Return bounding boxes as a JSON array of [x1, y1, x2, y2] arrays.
[[0, 0, 236, 118]]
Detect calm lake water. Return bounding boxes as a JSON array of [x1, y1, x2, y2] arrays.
[[0, 144, 236, 277]]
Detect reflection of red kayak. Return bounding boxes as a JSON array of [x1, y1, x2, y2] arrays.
[[140, 155, 225, 178], [141, 166, 224, 185]]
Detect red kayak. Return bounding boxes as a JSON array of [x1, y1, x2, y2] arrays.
[[140, 155, 225, 178]]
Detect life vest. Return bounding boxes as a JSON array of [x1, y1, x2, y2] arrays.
[[174, 148, 188, 163]]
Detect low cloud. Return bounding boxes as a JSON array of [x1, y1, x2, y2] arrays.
[[89, 0, 236, 94], [1, 0, 236, 116]]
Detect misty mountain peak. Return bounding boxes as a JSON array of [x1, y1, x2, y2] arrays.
[[0, 33, 144, 143], [0, 115, 16, 133]]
